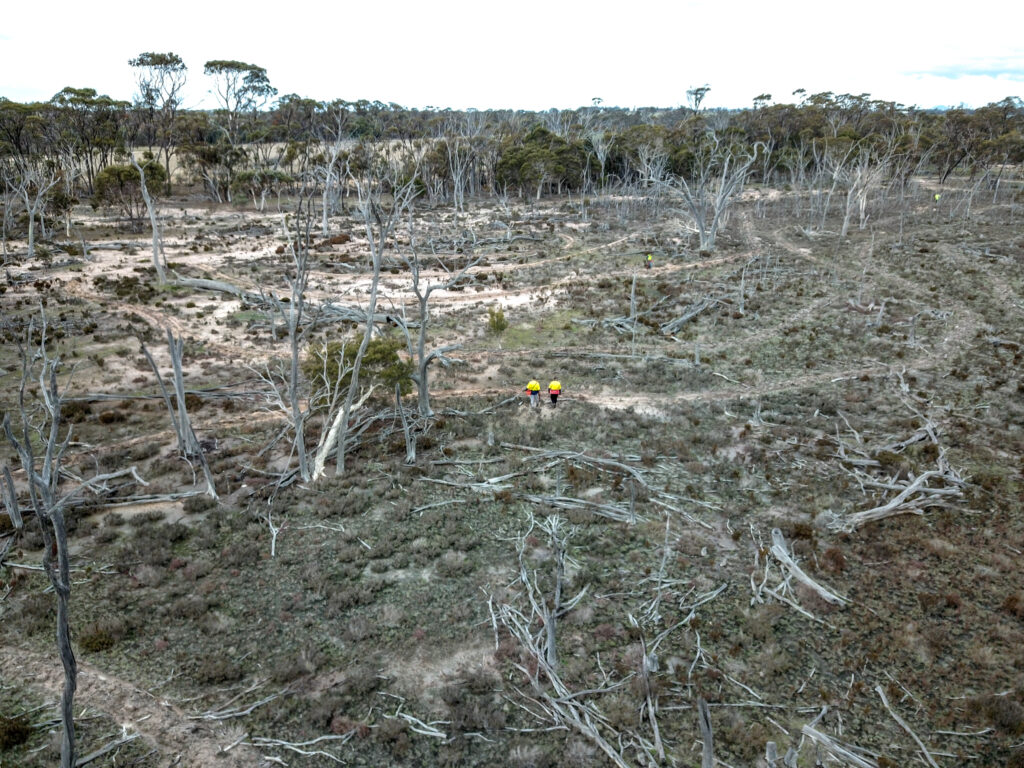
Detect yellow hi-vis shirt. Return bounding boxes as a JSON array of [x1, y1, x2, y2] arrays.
[[526, 380, 540, 392], [548, 381, 561, 393]]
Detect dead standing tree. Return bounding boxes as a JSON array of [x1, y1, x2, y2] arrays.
[[139, 329, 217, 498], [1, 312, 147, 768], [130, 153, 167, 283], [251, 187, 354, 484], [313, 101, 351, 238], [5, 159, 59, 259], [662, 133, 763, 252], [316, 155, 421, 480], [396, 230, 480, 418], [266, 191, 317, 481], [832, 139, 894, 238]]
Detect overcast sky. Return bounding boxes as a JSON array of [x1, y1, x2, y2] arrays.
[[2, 0, 1021, 112]]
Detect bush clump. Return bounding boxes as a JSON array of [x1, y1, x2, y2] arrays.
[[0, 715, 33, 750], [302, 334, 413, 409], [78, 616, 127, 652], [487, 305, 509, 335]]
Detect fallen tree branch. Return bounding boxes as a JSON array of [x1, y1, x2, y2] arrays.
[[801, 724, 879, 768], [660, 297, 718, 335], [189, 686, 287, 721], [769, 529, 849, 606], [875, 684, 940, 768], [245, 734, 352, 763], [502, 443, 651, 489], [516, 493, 641, 523], [835, 470, 959, 531], [75, 732, 141, 766]]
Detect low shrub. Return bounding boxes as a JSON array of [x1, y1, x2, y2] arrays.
[[0, 715, 33, 750]]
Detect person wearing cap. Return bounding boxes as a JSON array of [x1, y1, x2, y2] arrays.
[[547, 380, 562, 407]]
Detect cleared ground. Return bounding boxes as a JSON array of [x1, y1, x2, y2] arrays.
[[1, 179, 1023, 766]]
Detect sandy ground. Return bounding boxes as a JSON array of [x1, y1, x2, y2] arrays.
[[0, 647, 264, 767]]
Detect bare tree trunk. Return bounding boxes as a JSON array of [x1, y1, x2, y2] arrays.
[[270, 193, 316, 481], [334, 233, 384, 476], [698, 696, 714, 768], [398, 227, 478, 417], [167, 331, 200, 457], [130, 155, 166, 283], [0, 466, 22, 564], [396, 383, 416, 465], [11, 166, 58, 260], [2, 314, 76, 768]]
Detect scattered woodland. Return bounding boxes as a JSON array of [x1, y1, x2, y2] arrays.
[[1, 61, 1023, 767]]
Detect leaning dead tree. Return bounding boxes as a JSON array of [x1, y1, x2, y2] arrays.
[[139, 329, 217, 498], [1, 311, 147, 768]]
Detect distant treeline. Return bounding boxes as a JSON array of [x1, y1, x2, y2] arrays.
[[1, 85, 1021, 206]]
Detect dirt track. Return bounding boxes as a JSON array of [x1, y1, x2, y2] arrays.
[[0, 647, 264, 766]]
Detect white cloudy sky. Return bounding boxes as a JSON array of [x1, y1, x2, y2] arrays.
[[1, 0, 1021, 111]]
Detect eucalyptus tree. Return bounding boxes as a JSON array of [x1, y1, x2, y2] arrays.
[[92, 160, 166, 231], [231, 168, 292, 211], [203, 60, 277, 145], [176, 110, 245, 202], [495, 124, 588, 199], [686, 84, 711, 113], [0, 97, 45, 159], [202, 60, 277, 199], [129, 52, 187, 193], [49, 87, 129, 194]]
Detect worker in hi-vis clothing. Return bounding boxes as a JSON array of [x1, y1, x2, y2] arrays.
[[548, 380, 562, 408], [645, 253, 653, 269], [525, 379, 541, 408]]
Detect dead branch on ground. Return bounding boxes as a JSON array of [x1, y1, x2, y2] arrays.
[[875, 684, 940, 768], [769, 528, 849, 607], [828, 403, 965, 532]]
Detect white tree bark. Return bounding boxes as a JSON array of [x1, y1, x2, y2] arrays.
[[129, 154, 166, 283]]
